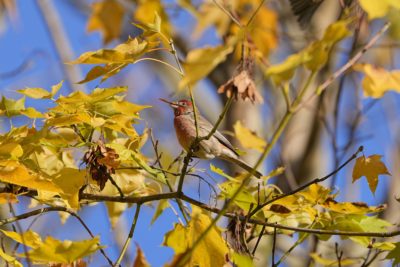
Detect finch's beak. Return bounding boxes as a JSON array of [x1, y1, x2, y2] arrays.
[[159, 98, 183, 108]]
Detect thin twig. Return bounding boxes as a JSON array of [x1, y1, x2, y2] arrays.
[[272, 223, 277, 267], [149, 130, 189, 224], [2, 194, 400, 238], [114, 204, 141, 266], [212, 0, 242, 27], [251, 222, 266, 256]]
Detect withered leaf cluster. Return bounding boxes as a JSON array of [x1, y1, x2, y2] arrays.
[[83, 141, 120, 190], [218, 59, 264, 104]]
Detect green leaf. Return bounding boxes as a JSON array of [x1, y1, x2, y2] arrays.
[[0, 96, 25, 117], [386, 242, 400, 266]]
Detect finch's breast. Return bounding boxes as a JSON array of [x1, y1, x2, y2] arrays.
[[174, 115, 196, 151]]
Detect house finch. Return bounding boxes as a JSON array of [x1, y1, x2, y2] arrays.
[[161, 98, 262, 178]]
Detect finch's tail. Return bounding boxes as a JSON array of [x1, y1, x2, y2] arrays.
[[221, 156, 263, 178]]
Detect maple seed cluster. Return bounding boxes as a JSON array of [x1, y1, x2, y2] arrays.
[[83, 141, 120, 190], [218, 59, 264, 104]]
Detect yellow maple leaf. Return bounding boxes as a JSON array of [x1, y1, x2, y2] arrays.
[[359, 0, 400, 20], [354, 64, 400, 98], [352, 155, 391, 193], [163, 206, 229, 266], [234, 120, 266, 152], [87, 0, 124, 44]]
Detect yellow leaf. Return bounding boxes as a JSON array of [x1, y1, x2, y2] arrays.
[[359, 0, 400, 19], [310, 253, 360, 266], [0, 142, 23, 159], [266, 20, 350, 84], [0, 192, 18, 204], [352, 155, 391, 193], [322, 198, 386, 214], [112, 100, 151, 116], [17, 81, 63, 99], [134, 1, 172, 38], [87, 0, 124, 44], [0, 160, 61, 192], [0, 248, 23, 267], [1, 230, 42, 248], [71, 38, 151, 65], [53, 168, 86, 209], [0, 96, 25, 117], [164, 206, 229, 266], [179, 44, 234, 89], [133, 245, 150, 267], [18, 235, 102, 264], [354, 64, 400, 98], [234, 121, 266, 152], [17, 87, 51, 99], [20, 107, 45, 118]]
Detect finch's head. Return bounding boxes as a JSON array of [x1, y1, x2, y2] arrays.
[[159, 98, 193, 116]]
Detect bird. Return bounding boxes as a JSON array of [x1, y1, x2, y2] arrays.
[[160, 98, 263, 178]]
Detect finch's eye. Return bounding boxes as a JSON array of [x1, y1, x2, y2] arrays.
[[181, 102, 186, 106]]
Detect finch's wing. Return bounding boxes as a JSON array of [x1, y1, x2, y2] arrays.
[[198, 115, 239, 157]]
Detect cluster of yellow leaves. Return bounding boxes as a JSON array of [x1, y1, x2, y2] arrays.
[[71, 38, 157, 83], [354, 64, 400, 98], [266, 20, 350, 85], [0, 230, 102, 265], [0, 83, 161, 215]]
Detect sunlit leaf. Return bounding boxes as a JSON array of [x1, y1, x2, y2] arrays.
[[266, 20, 350, 84], [0, 96, 25, 117], [234, 120, 266, 152], [359, 0, 400, 19], [18, 236, 102, 264], [134, 1, 171, 37], [20, 107, 45, 118], [1, 230, 42, 248], [179, 44, 234, 89], [0, 160, 61, 192], [354, 64, 400, 98], [352, 155, 391, 193], [164, 206, 229, 266], [87, 0, 124, 43], [0, 142, 23, 159], [322, 198, 386, 214], [0, 248, 23, 267]]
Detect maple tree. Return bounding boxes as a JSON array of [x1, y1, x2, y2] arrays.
[[1, 0, 400, 266]]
